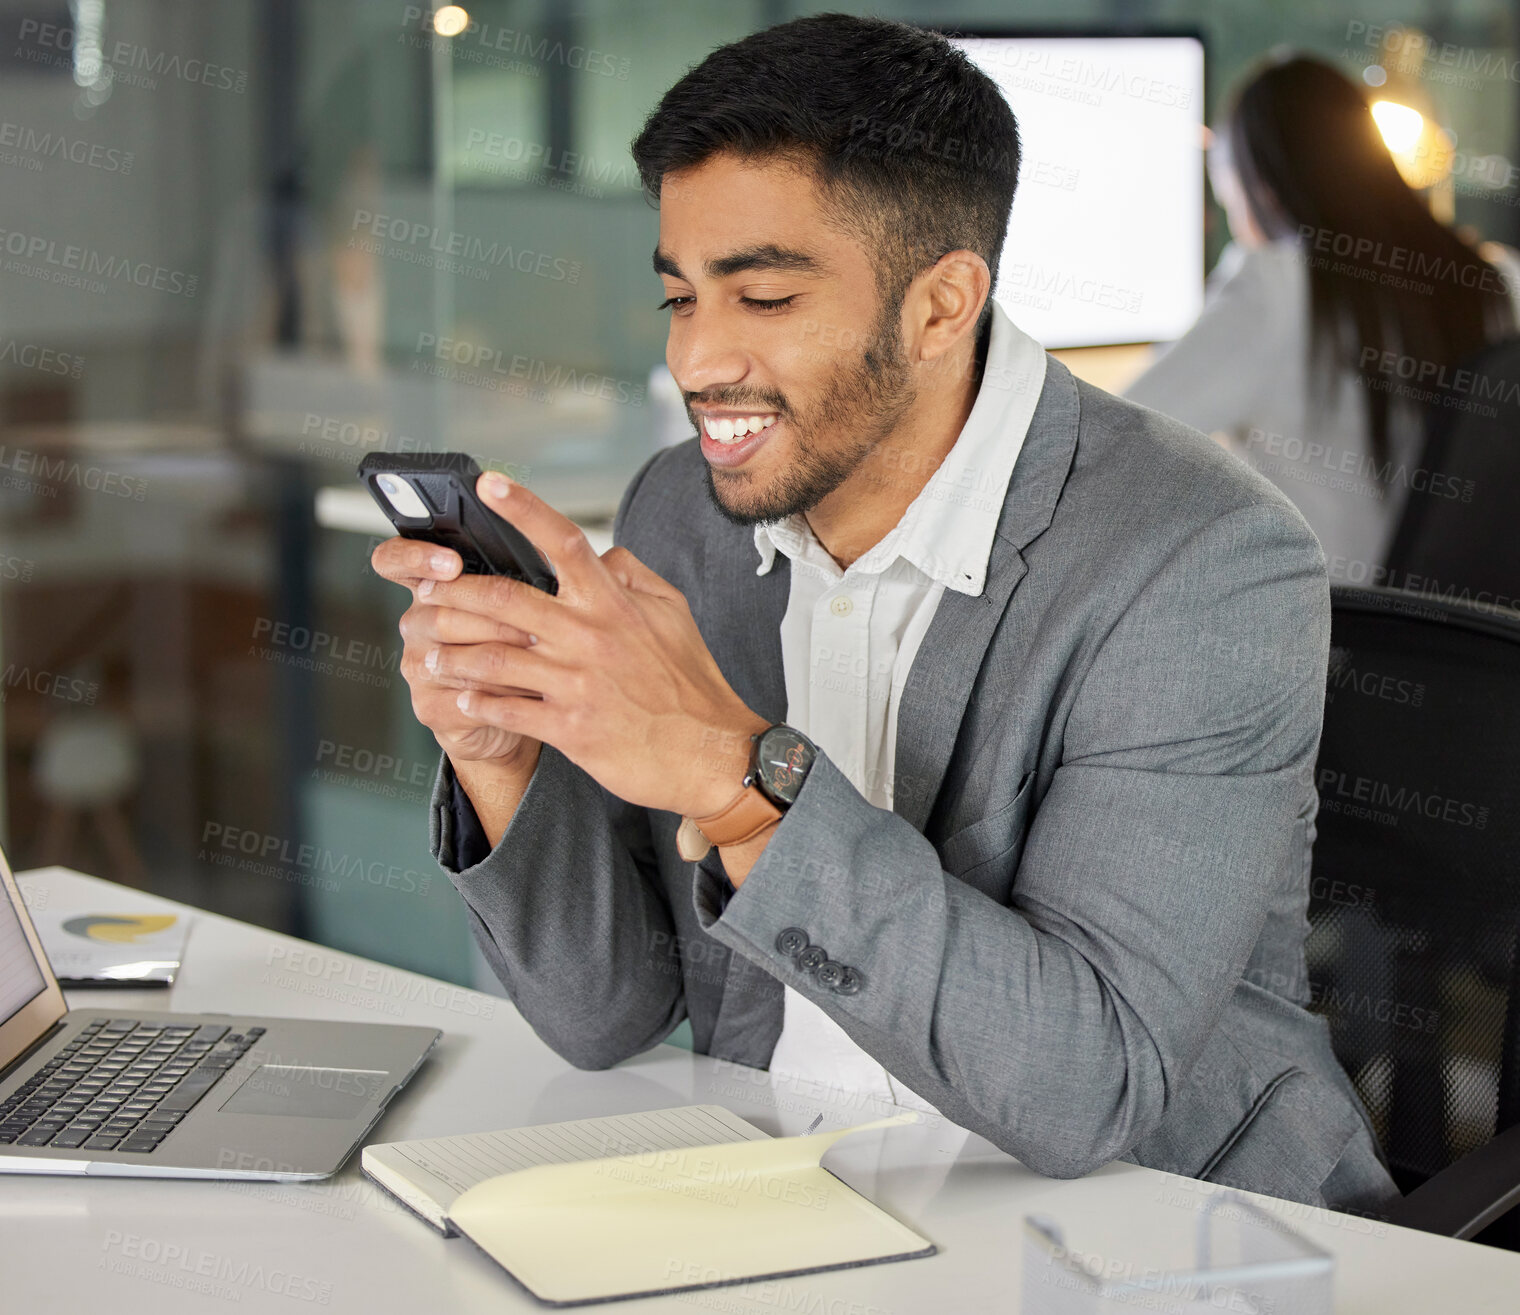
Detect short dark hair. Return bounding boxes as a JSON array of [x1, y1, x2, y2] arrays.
[[630, 13, 1020, 342]]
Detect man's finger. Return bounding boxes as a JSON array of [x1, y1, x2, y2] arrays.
[[425, 639, 557, 696], [401, 645, 532, 696], [456, 687, 555, 743], [476, 471, 608, 601], [414, 682, 540, 727], [371, 535, 463, 588], [401, 603, 534, 649], [416, 571, 562, 639]]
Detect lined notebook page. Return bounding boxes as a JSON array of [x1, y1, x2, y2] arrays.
[[363, 1105, 770, 1233]]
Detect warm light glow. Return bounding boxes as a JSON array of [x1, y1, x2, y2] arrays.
[[1370, 99, 1452, 191], [1371, 100, 1424, 153], [433, 6, 469, 37]]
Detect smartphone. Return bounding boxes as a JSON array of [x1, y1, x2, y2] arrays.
[[358, 452, 559, 594]]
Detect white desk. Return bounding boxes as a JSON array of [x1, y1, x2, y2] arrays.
[[5, 867, 1519, 1314]]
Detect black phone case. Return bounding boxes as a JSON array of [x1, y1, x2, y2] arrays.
[[357, 452, 559, 594]]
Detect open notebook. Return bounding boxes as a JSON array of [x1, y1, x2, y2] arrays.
[[362, 1105, 935, 1306], [362, 1103, 768, 1235]]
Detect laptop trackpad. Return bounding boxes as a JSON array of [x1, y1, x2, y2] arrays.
[[219, 1065, 390, 1119]]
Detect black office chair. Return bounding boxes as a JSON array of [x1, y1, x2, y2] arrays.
[[1382, 333, 1520, 605], [1307, 585, 1520, 1247]]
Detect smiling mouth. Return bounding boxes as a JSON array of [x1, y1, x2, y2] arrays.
[[699, 413, 778, 445]]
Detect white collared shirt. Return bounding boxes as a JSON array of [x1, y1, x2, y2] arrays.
[[756, 298, 1047, 1113]]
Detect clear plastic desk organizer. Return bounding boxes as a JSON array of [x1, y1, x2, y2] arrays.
[[1022, 1189, 1334, 1315]]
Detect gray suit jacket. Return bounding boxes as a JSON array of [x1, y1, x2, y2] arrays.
[[428, 356, 1400, 1213]]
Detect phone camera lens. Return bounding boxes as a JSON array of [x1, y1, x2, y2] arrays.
[[373, 472, 432, 520]]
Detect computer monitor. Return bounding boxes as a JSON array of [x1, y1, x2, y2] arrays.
[[948, 32, 1207, 349]]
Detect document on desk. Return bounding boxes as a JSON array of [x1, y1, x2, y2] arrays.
[[362, 1103, 770, 1235], [30, 910, 189, 986]]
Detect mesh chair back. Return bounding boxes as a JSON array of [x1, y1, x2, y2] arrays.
[[1308, 587, 1520, 1194]]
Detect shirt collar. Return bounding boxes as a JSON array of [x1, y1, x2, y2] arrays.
[[752, 298, 1047, 595]]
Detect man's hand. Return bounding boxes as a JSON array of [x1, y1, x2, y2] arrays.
[[394, 471, 768, 819], [370, 530, 542, 770]]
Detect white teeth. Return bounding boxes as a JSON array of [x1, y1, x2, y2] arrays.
[[703, 414, 777, 444]]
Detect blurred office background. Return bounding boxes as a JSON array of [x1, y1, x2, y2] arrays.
[[2, 0, 1517, 990]]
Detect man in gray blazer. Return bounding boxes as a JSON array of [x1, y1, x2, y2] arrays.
[[372, 14, 1399, 1214]]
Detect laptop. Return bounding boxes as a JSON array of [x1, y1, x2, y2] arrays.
[[0, 848, 440, 1180]]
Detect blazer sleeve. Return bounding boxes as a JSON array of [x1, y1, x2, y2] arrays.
[[427, 449, 688, 1070], [1122, 242, 1288, 443], [691, 499, 1331, 1178]]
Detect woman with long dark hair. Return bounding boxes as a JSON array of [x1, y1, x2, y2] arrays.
[[1126, 52, 1518, 570]]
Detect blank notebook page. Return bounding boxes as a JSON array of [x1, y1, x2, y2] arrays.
[[363, 1104, 770, 1231]]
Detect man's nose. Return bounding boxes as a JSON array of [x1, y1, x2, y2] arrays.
[[667, 316, 752, 399]]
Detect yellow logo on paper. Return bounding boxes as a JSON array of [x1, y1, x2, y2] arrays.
[[61, 915, 176, 944]]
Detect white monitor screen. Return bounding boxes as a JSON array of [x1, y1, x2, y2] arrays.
[[951, 34, 1206, 349]]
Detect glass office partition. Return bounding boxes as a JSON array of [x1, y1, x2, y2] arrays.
[[2, 0, 1514, 993]]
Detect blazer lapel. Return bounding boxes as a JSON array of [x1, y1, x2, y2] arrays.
[[700, 528, 791, 1065], [705, 528, 791, 725], [893, 356, 1082, 834]]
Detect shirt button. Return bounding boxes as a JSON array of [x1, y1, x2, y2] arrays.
[[829, 595, 853, 617]]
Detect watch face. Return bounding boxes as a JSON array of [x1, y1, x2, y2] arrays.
[[754, 726, 817, 806]]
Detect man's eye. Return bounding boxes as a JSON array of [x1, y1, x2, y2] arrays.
[[741, 295, 795, 312], [655, 295, 796, 313]]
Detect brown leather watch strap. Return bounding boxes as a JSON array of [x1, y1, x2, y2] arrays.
[[689, 782, 783, 849]]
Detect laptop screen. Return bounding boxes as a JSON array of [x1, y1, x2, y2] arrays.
[[0, 877, 48, 1028]]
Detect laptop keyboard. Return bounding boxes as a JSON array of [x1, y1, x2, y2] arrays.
[[0, 1018, 263, 1154]]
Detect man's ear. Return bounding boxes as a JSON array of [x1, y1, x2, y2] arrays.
[[906, 249, 991, 365]]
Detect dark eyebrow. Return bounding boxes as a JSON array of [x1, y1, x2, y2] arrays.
[[652, 243, 833, 281]]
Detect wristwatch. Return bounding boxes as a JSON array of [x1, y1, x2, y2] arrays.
[[676, 724, 819, 861]]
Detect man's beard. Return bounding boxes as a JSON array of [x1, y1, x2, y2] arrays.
[[700, 288, 917, 527]]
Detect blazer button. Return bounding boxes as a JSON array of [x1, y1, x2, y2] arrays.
[[815, 960, 845, 989], [796, 945, 827, 974], [832, 967, 863, 996], [776, 927, 809, 958]]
